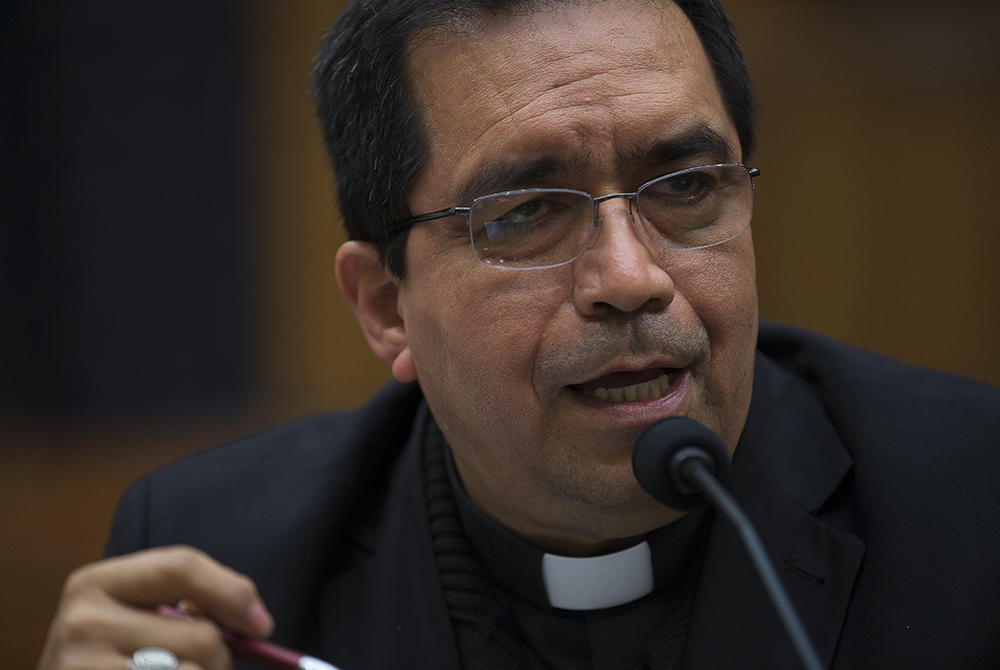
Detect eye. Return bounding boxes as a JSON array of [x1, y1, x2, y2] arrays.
[[638, 169, 720, 214], [473, 192, 580, 242], [631, 165, 753, 251], [660, 171, 712, 198], [498, 198, 550, 226]]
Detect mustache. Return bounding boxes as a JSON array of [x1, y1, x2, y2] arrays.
[[535, 312, 708, 384]]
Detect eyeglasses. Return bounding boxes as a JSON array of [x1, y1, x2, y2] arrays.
[[388, 163, 759, 270]]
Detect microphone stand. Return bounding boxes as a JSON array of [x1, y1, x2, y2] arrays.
[[681, 459, 825, 670]]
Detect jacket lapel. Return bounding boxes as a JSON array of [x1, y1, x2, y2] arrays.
[[316, 404, 464, 670], [683, 353, 866, 669]]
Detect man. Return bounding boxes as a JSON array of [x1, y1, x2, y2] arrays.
[[38, 1, 1000, 669]]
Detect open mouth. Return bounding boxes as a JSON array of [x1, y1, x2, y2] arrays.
[[571, 368, 678, 403]]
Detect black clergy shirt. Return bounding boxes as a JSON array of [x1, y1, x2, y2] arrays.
[[443, 437, 712, 670]]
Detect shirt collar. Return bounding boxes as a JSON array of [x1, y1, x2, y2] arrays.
[[442, 432, 708, 611]]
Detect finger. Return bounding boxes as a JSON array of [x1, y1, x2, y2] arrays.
[[57, 594, 232, 670], [38, 643, 121, 670], [119, 606, 230, 669], [175, 599, 205, 618], [67, 546, 273, 638]]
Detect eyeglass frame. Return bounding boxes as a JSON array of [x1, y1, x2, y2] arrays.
[[383, 163, 760, 270]]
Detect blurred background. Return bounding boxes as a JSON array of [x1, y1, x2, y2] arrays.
[[2, 0, 998, 664]]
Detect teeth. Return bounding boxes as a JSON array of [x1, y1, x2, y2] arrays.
[[650, 380, 662, 400], [580, 373, 673, 403]]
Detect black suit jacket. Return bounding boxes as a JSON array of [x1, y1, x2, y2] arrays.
[[107, 322, 1000, 669]]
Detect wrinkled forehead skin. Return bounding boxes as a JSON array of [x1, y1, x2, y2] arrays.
[[406, 0, 736, 206]]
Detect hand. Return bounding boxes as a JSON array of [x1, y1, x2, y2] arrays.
[[37, 546, 274, 670]]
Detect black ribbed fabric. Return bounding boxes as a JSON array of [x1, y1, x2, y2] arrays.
[[424, 420, 529, 670], [640, 559, 702, 670]]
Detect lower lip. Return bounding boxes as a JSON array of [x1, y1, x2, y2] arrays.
[[569, 369, 691, 423]]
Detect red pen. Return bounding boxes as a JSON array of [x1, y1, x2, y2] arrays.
[[158, 605, 340, 670]]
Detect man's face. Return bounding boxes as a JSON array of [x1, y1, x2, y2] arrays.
[[398, 1, 758, 554]]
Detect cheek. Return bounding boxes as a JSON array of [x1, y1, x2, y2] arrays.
[[698, 236, 757, 333], [671, 230, 756, 328], [406, 274, 573, 487], [671, 234, 758, 440], [403, 260, 571, 420]]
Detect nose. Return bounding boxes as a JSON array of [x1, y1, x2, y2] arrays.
[[572, 197, 675, 317]]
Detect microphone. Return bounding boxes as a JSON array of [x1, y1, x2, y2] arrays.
[[632, 417, 825, 670], [632, 416, 731, 510]]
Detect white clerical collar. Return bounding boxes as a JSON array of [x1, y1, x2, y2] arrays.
[[439, 428, 661, 611], [542, 541, 655, 610]]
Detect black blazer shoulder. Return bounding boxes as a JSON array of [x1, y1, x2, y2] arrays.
[[105, 380, 425, 654], [745, 321, 1000, 668]]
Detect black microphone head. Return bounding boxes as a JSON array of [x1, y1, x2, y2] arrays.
[[632, 416, 731, 510]]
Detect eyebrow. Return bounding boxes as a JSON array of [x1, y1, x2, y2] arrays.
[[621, 124, 736, 171], [451, 123, 737, 205], [453, 155, 588, 205]]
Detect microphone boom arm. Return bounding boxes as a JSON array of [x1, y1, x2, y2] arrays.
[[683, 461, 825, 670]]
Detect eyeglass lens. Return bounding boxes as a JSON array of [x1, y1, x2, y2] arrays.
[[469, 164, 754, 269]]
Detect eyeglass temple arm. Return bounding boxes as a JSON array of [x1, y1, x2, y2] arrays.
[[384, 206, 472, 237]]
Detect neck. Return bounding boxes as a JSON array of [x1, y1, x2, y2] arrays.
[[474, 496, 689, 556], [517, 527, 650, 557]]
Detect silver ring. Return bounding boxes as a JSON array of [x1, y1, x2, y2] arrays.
[[126, 647, 178, 670]]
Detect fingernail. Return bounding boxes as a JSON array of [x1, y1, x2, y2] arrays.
[[158, 604, 196, 622], [248, 602, 274, 635]]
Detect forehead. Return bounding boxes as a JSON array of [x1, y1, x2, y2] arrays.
[[406, 1, 735, 207]]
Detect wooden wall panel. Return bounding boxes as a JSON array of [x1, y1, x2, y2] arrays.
[[246, 0, 390, 417], [729, 0, 1000, 385]]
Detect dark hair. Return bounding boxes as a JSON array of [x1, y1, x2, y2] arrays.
[[312, 0, 755, 278]]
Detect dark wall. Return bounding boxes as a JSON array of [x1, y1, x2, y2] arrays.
[[1, 0, 251, 419]]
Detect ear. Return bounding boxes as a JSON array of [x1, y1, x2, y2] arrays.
[[335, 241, 417, 383]]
